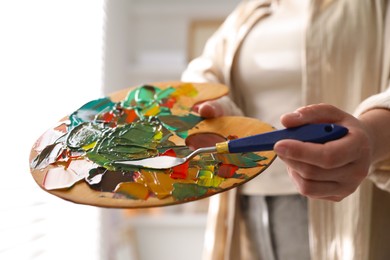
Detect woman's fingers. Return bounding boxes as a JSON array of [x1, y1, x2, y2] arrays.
[[193, 95, 244, 118], [280, 103, 348, 127], [276, 103, 372, 201], [286, 169, 349, 202], [195, 100, 224, 118]]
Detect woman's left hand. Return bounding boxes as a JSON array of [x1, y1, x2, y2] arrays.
[[192, 95, 244, 118], [274, 103, 373, 201]]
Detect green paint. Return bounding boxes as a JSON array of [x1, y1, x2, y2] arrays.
[[172, 183, 210, 201], [241, 152, 268, 162], [122, 85, 176, 118], [135, 85, 157, 105], [216, 153, 264, 168], [86, 121, 161, 166], [156, 87, 176, 100], [190, 153, 219, 168], [159, 113, 204, 138], [69, 97, 115, 129]]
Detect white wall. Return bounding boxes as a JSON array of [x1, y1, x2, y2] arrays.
[[103, 0, 240, 93], [0, 1, 103, 259]]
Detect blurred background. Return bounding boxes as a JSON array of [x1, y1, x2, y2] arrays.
[[0, 0, 239, 259]]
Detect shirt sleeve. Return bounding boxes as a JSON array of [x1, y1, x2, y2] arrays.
[[353, 87, 390, 116], [354, 84, 390, 192]]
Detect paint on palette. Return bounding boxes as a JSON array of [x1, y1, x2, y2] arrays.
[[31, 83, 268, 202]]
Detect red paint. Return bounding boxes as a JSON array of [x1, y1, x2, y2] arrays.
[[227, 134, 239, 140], [161, 148, 176, 157], [100, 111, 115, 123], [217, 164, 239, 178], [161, 97, 176, 108], [123, 109, 137, 123], [161, 149, 189, 179], [170, 161, 189, 179]]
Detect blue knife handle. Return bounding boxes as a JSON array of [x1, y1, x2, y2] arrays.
[[228, 123, 348, 153]]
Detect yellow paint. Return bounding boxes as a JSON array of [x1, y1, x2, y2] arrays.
[[143, 103, 160, 116], [172, 83, 198, 98], [197, 166, 225, 187], [114, 182, 149, 200], [153, 131, 163, 141], [82, 141, 97, 151]]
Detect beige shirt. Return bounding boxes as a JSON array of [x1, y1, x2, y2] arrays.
[[233, 0, 309, 195]]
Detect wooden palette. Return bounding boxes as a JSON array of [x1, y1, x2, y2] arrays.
[[29, 81, 276, 208]]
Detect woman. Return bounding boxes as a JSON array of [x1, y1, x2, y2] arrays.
[[181, 0, 390, 259]]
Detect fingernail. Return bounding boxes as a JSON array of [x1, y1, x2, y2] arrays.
[[290, 111, 301, 118]]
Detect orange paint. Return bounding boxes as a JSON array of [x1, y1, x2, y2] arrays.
[[114, 182, 149, 200], [136, 169, 175, 199]]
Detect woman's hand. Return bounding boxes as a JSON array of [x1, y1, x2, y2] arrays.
[[193, 96, 244, 118], [274, 103, 374, 201], [193, 100, 224, 118]]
